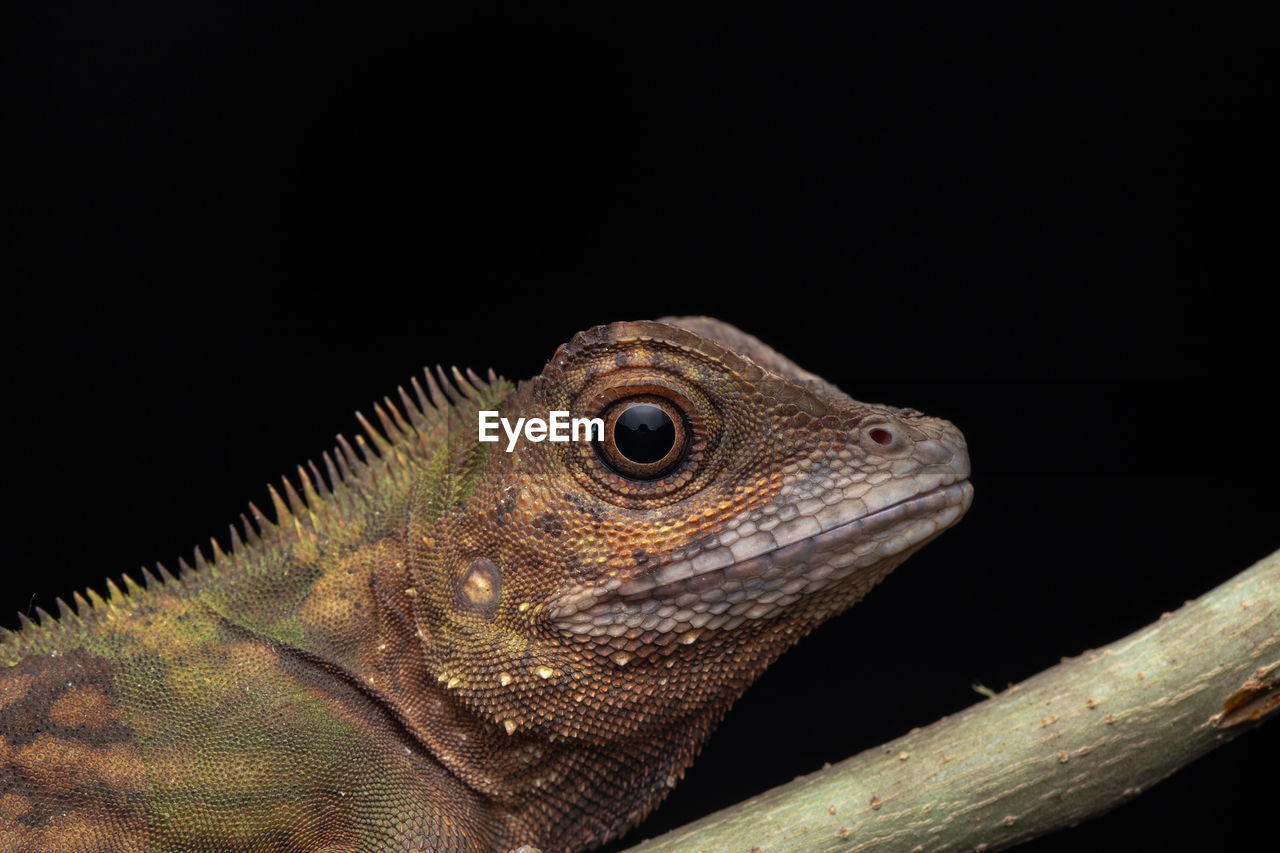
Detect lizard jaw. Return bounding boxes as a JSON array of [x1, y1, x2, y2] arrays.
[[550, 478, 973, 640]]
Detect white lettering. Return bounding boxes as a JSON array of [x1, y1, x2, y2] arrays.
[[480, 410, 602, 451], [549, 410, 570, 442], [573, 416, 604, 442], [502, 417, 525, 453], [478, 411, 500, 442]]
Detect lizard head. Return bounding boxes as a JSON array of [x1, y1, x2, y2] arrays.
[[408, 317, 971, 749], [399, 318, 970, 846]]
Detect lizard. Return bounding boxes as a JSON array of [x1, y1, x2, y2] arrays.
[[0, 316, 972, 853]]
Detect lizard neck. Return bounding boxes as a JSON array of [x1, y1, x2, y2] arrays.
[[357, 546, 813, 852]]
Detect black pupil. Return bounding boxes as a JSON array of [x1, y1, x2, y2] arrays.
[[613, 404, 675, 464]]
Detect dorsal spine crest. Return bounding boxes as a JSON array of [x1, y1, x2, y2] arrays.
[[3, 365, 509, 649]]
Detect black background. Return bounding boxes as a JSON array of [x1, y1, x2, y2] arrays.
[[4, 3, 1275, 851]]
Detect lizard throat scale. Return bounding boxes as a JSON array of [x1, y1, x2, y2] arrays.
[[1, 317, 971, 853]]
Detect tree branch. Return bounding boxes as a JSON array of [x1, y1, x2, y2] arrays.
[[622, 549, 1279, 852]]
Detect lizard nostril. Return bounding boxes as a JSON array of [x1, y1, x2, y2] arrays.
[[868, 427, 894, 446]]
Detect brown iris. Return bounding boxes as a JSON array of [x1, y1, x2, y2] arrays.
[[596, 396, 687, 479]]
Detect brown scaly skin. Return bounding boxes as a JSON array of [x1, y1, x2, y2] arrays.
[[0, 318, 971, 852]]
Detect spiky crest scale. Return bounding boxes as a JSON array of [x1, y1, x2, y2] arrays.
[[357, 410, 393, 457], [382, 396, 413, 437], [123, 572, 145, 597], [2, 365, 509, 651]]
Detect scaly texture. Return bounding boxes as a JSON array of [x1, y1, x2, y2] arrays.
[[1, 318, 971, 852]]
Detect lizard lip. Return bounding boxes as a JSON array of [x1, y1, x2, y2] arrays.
[[551, 479, 972, 628]]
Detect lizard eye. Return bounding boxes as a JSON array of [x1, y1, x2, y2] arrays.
[[596, 396, 687, 479], [570, 375, 711, 504]]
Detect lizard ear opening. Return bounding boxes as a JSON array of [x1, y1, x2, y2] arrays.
[[457, 557, 502, 611]]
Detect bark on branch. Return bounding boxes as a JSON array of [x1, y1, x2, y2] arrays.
[[622, 549, 1279, 852]]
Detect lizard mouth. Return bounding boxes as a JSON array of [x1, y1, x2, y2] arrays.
[[551, 479, 973, 637]]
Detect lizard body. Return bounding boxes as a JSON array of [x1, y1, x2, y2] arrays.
[[1, 317, 971, 852]]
